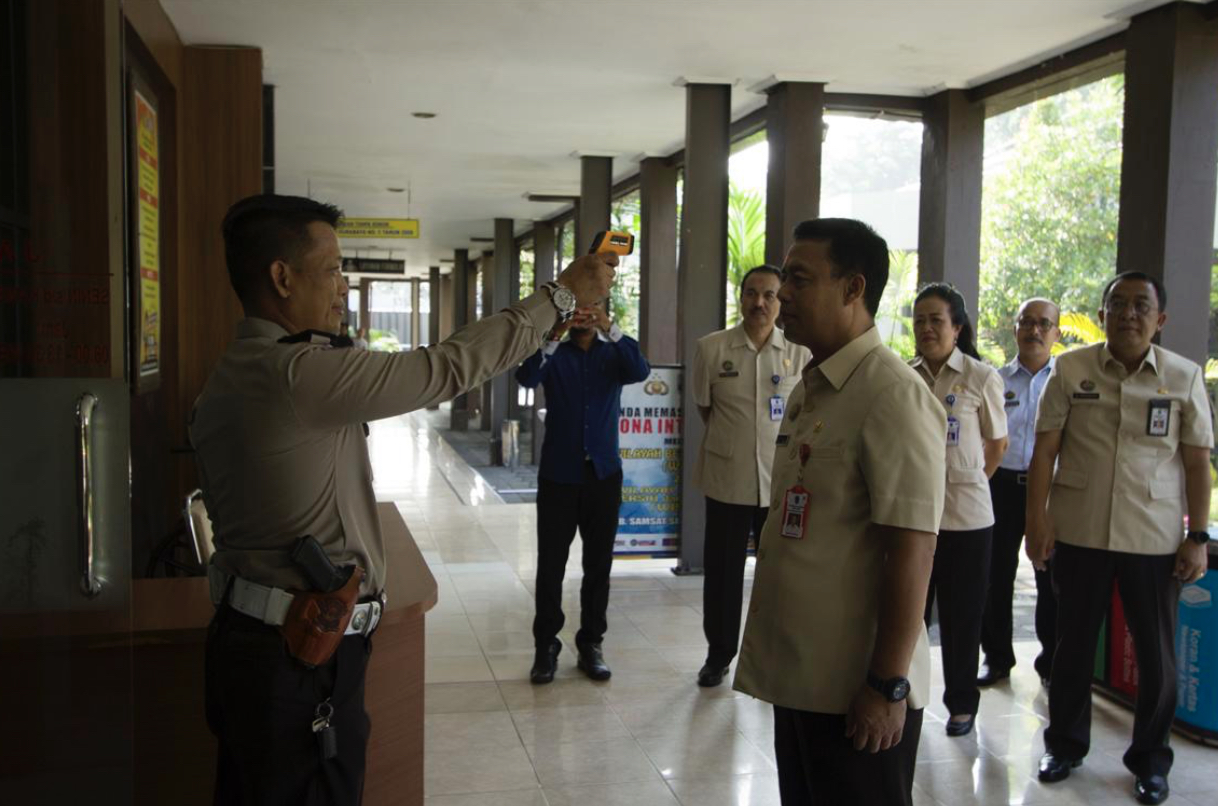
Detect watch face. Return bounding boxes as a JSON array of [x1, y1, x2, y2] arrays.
[[890, 679, 910, 702], [552, 285, 576, 312]]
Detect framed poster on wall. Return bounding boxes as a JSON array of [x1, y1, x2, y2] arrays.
[[126, 72, 161, 392]]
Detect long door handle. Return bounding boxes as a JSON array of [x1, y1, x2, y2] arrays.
[[76, 393, 102, 597]]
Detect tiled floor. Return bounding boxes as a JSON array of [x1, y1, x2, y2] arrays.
[[370, 411, 1218, 805]]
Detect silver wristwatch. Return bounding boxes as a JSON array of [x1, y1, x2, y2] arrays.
[[544, 281, 577, 322]]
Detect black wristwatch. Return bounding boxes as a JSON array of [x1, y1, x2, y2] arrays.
[[866, 672, 911, 703], [1187, 530, 1211, 545]]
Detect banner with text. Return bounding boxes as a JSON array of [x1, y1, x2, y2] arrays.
[[616, 366, 682, 557]]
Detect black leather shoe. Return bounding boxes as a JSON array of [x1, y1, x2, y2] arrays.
[[976, 663, 1010, 687], [1037, 752, 1082, 783], [1134, 774, 1169, 805], [529, 638, 561, 685], [576, 643, 611, 681], [946, 714, 975, 737], [697, 662, 729, 688]]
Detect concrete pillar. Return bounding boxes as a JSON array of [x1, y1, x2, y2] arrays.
[[917, 89, 985, 317], [488, 219, 514, 461], [763, 81, 825, 267], [1116, 2, 1218, 365], [578, 155, 612, 256], [409, 278, 421, 349], [426, 266, 441, 410], [534, 221, 556, 286], [480, 250, 494, 431], [449, 248, 471, 431], [676, 81, 731, 573], [639, 156, 679, 364]]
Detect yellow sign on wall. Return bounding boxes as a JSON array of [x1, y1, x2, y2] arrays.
[[134, 90, 160, 379], [337, 218, 420, 239]]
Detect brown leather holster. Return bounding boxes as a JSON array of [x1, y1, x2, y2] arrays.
[[278, 566, 365, 668]]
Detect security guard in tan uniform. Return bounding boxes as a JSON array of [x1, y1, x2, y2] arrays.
[[909, 283, 1008, 738], [1027, 272, 1212, 805], [691, 265, 810, 687], [190, 194, 616, 805], [735, 219, 945, 806]]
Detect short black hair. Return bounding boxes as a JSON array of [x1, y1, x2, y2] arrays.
[[1101, 271, 1166, 312], [221, 194, 343, 301], [739, 264, 782, 296], [791, 218, 889, 316]]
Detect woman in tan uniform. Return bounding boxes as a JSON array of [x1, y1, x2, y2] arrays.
[[909, 284, 1008, 737]]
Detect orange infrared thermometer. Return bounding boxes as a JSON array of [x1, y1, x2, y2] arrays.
[[589, 230, 634, 257]]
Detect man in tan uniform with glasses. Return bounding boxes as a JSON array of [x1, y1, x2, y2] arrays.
[[1027, 271, 1213, 806]]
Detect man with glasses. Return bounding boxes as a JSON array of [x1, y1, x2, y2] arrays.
[[1026, 272, 1213, 805], [978, 299, 1061, 689]]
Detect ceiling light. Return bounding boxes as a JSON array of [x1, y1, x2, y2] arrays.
[[412, 112, 437, 119]]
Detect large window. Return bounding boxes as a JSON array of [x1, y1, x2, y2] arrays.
[[822, 114, 923, 358], [725, 132, 767, 325], [979, 75, 1124, 365], [519, 239, 535, 300], [610, 190, 641, 337], [368, 280, 412, 351], [417, 280, 430, 347]]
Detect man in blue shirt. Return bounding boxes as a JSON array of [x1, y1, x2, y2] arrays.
[[978, 297, 1061, 687], [516, 301, 651, 684]]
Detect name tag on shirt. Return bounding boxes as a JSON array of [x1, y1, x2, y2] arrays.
[[1073, 392, 1100, 400], [1148, 398, 1171, 437], [776, 434, 790, 446], [780, 485, 810, 539], [719, 370, 739, 378], [1004, 400, 1020, 408], [946, 416, 960, 447], [769, 395, 785, 421]]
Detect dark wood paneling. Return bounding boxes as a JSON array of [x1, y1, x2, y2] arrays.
[[1116, 3, 1218, 365], [175, 45, 261, 499], [23, 0, 123, 379]]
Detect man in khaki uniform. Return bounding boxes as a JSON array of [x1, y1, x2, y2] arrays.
[[735, 219, 945, 806], [692, 265, 811, 687], [191, 194, 617, 805], [1027, 272, 1212, 805]]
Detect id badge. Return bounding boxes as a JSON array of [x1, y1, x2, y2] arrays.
[[780, 485, 810, 540], [946, 416, 961, 447], [1147, 398, 1171, 437], [769, 395, 785, 421]]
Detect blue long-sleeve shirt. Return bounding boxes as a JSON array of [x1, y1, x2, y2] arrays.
[[515, 329, 651, 483]]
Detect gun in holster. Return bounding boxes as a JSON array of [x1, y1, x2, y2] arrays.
[[280, 535, 364, 668]]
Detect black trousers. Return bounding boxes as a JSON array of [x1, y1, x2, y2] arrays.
[[980, 470, 1057, 677], [702, 496, 767, 667], [774, 705, 924, 806], [532, 462, 623, 648], [205, 605, 372, 806], [1045, 542, 1180, 777], [925, 526, 993, 716]]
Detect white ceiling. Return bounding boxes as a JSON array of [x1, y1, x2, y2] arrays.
[[160, 0, 1184, 277]]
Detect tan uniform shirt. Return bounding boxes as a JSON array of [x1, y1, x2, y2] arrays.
[[734, 327, 946, 714], [190, 291, 558, 596], [1035, 342, 1214, 556], [692, 325, 811, 506], [910, 348, 1007, 531]]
